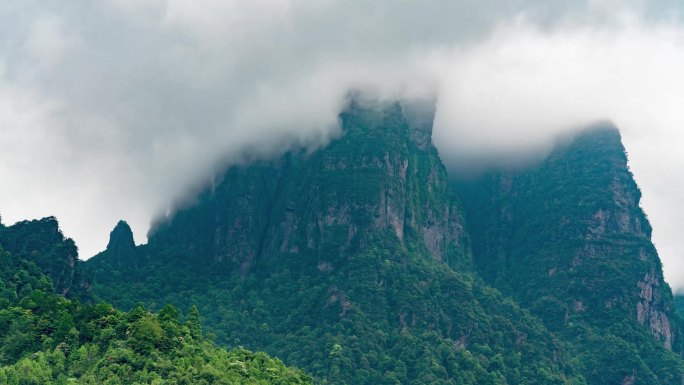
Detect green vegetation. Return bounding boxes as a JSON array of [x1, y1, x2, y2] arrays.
[[89, 230, 584, 384], [6, 102, 677, 384], [456, 125, 684, 383], [0, 239, 312, 384], [676, 294, 684, 317], [0, 217, 91, 301], [87, 101, 585, 384]]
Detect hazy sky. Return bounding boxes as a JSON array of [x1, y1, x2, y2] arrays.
[[1, 0, 684, 289]]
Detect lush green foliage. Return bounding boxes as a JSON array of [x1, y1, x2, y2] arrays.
[[8, 101, 682, 385], [0, 244, 312, 385], [84, 105, 683, 384], [676, 295, 684, 317], [90, 231, 585, 385], [456, 126, 684, 384], [87, 102, 585, 384], [0, 218, 90, 300]]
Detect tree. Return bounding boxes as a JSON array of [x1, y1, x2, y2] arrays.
[[186, 305, 202, 339]]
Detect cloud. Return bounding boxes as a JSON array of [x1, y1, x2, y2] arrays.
[[430, 15, 684, 290], [1, 0, 684, 289], [433, 15, 684, 162], [25, 15, 82, 65]]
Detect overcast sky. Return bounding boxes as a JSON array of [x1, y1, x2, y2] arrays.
[[1, 0, 684, 290]]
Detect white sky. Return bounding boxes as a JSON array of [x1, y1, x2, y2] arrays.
[[1, 0, 684, 290]]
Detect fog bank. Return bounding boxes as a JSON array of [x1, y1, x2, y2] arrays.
[[1, 0, 684, 289]]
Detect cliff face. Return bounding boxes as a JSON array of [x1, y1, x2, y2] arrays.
[[456, 125, 682, 382], [458, 126, 677, 348], [144, 100, 471, 274], [86, 101, 582, 385], [85, 107, 684, 384], [0, 217, 91, 300]]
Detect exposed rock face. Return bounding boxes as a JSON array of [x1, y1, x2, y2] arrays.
[[143, 100, 471, 274], [85, 105, 684, 385], [401, 98, 435, 151], [457, 125, 678, 352], [0, 217, 91, 299], [85, 100, 586, 385], [638, 271, 674, 350]]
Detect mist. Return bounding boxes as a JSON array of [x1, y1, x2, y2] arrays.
[[1, 1, 684, 289]]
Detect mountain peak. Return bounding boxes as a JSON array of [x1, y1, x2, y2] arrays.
[[106, 220, 135, 253], [401, 99, 436, 150], [457, 124, 676, 351], [0, 216, 91, 299], [84, 104, 683, 384]]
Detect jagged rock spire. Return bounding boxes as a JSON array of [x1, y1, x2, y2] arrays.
[[106, 220, 135, 254]]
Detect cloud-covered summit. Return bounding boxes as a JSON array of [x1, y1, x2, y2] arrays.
[[2, 0, 684, 288]]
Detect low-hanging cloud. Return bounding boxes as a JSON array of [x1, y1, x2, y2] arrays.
[[1, 0, 684, 289]]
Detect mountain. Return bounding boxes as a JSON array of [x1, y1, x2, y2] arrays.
[[87, 100, 582, 384], [676, 294, 684, 317], [85, 101, 684, 384], [455, 124, 683, 383], [0, 224, 312, 384], [0, 217, 91, 301]]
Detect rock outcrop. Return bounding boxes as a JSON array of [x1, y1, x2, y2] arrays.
[[142, 99, 471, 274], [85, 107, 684, 384], [85, 100, 584, 385], [457, 125, 679, 351], [104, 220, 137, 269], [0, 217, 91, 299]]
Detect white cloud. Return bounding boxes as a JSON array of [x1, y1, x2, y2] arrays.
[[1, 0, 684, 290], [25, 15, 81, 65], [429, 18, 684, 289]]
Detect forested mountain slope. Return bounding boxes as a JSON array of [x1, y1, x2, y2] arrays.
[[0, 217, 91, 301], [85, 101, 684, 384], [675, 294, 684, 317], [456, 125, 683, 383], [0, 227, 312, 384], [87, 101, 583, 384]]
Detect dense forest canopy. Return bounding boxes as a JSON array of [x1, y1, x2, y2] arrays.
[[0, 232, 312, 384], [82, 102, 684, 384]]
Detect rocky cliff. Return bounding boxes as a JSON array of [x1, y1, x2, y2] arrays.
[[457, 125, 678, 349], [85, 106, 684, 384], [86, 100, 581, 384], [456, 125, 683, 383], [139, 100, 471, 274], [0, 217, 91, 300]]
